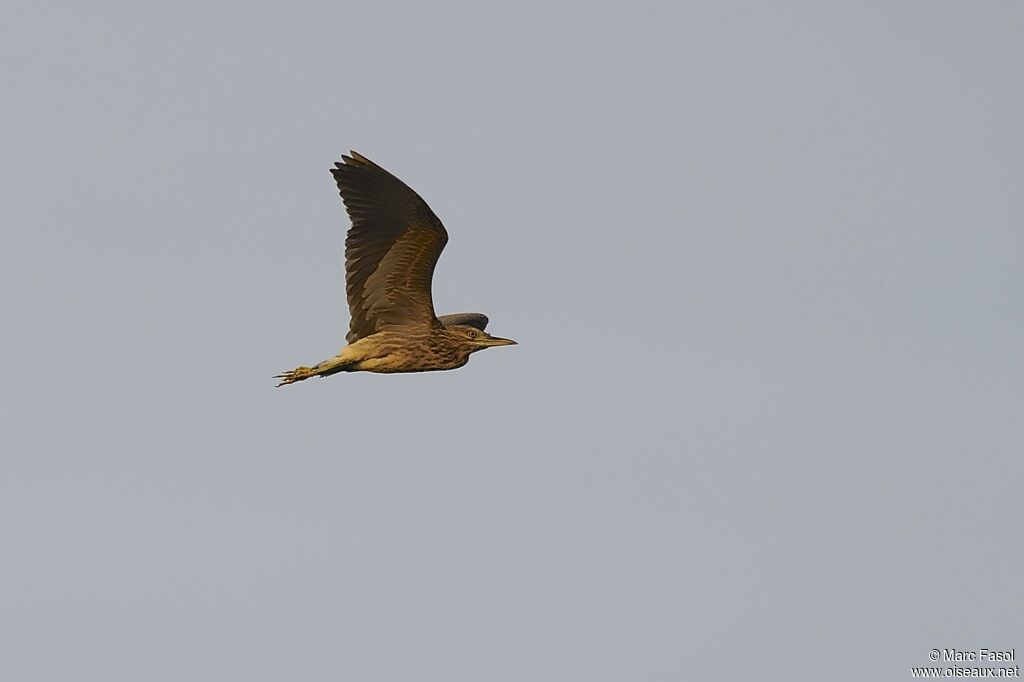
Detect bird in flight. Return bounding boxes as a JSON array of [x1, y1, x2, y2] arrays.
[[275, 152, 516, 386]]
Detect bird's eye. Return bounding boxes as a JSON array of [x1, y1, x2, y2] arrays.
[[468, 330, 477, 338]]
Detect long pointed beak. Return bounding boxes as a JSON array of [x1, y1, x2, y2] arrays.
[[483, 336, 517, 347]]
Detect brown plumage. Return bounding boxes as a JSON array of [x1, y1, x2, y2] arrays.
[[275, 152, 516, 386]]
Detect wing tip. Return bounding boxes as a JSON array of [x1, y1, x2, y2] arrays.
[[333, 150, 376, 175]]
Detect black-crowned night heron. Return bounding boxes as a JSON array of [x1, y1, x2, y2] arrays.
[[276, 152, 516, 386]]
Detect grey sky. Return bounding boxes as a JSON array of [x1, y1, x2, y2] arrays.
[[2, 2, 1022, 681]]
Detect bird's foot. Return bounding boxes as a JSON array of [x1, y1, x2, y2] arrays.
[[274, 366, 314, 387]]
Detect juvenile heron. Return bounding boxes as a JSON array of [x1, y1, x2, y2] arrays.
[[275, 152, 516, 386]]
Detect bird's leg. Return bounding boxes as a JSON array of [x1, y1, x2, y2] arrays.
[[274, 352, 353, 387]]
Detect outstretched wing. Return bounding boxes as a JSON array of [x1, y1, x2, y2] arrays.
[[438, 313, 489, 331], [331, 152, 448, 343]]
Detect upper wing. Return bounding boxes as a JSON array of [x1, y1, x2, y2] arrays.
[[331, 152, 448, 343], [438, 313, 489, 331]]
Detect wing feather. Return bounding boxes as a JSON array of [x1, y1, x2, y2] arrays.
[[331, 152, 448, 343], [438, 313, 489, 331]]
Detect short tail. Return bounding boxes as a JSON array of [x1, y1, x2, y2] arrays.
[[274, 355, 353, 387]]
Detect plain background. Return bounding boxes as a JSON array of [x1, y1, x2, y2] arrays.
[[2, 2, 1021, 680]]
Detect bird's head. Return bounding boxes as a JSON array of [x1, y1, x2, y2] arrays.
[[450, 325, 517, 352]]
